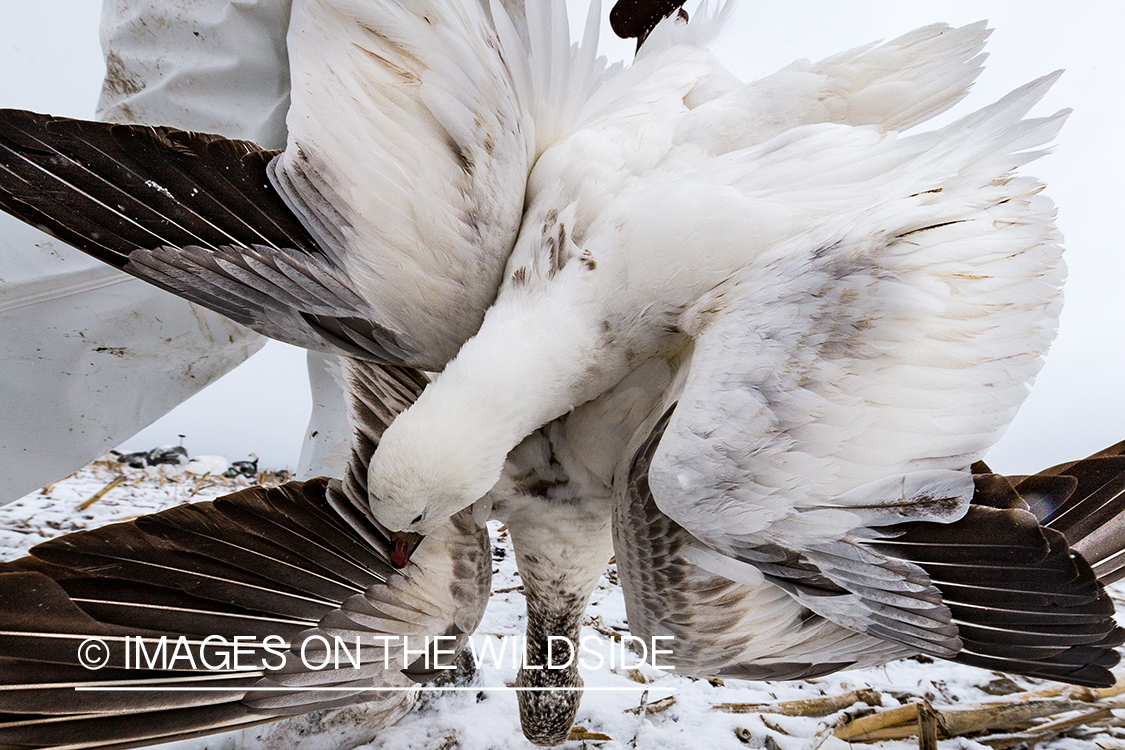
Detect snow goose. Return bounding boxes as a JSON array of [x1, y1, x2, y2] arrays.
[[357, 7, 1125, 686], [1, 0, 1122, 739]]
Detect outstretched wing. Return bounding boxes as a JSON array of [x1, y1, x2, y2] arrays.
[[642, 79, 1072, 664], [0, 363, 491, 749], [0, 111, 414, 363], [617, 421, 1125, 686]]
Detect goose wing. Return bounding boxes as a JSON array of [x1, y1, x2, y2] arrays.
[[614, 421, 912, 682], [0, 112, 410, 362], [1015, 440, 1125, 584], [677, 20, 991, 156], [0, 363, 491, 749], [625, 77, 1125, 681], [0, 0, 541, 369], [273, 0, 537, 366], [615, 429, 1125, 686]]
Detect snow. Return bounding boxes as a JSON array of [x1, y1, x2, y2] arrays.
[[2, 460, 1123, 750], [183, 455, 232, 476], [0, 457, 253, 553]]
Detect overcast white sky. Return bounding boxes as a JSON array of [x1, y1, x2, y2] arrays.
[[1, 1, 1122, 473]]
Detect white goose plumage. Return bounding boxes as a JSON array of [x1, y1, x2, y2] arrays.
[[269, 0, 533, 367], [366, 8, 1060, 535]]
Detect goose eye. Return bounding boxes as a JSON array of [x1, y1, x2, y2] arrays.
[[411, 512, 426, 525]]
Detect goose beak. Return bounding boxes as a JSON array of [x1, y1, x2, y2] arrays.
[[389, 531, 424, 568]]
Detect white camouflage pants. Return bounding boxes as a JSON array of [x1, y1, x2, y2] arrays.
[[0, 0, 351, 503]]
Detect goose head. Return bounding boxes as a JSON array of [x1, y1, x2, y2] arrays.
[[366, 451, 502, 548], [365, 398, 511, 542]]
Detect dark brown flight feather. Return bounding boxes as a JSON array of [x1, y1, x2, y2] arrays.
[[0, 109, 414, 365], [618, 425, 1125, 688], [0, 362, 490, 750], [610, 0, 688, 44]]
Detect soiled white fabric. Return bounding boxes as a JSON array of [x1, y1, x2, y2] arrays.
[[297, 350, 352, 477], [96, 0, 294, 145], [0, 0, 352, 502]]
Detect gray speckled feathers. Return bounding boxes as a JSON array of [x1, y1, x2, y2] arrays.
[[614, 429, 1125, 688]]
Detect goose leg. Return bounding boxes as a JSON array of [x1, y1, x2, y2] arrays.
[[490, 422, 617, 746]]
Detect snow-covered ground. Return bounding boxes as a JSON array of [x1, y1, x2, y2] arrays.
[[2, 460, 1123, 750]]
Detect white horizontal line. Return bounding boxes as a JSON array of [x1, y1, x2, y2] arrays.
[[0, 266, 128, 313], [75, 686, 670, 693]]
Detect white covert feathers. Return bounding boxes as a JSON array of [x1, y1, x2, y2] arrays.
[[274, 0, 533, 366]]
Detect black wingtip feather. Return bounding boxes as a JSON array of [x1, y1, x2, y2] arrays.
[[0, 479, 412, 749], [0, 109, 314, 260], [868, 469, 1125, 686], [610, 0, 687, 39], [0, 109, 419, 366]]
